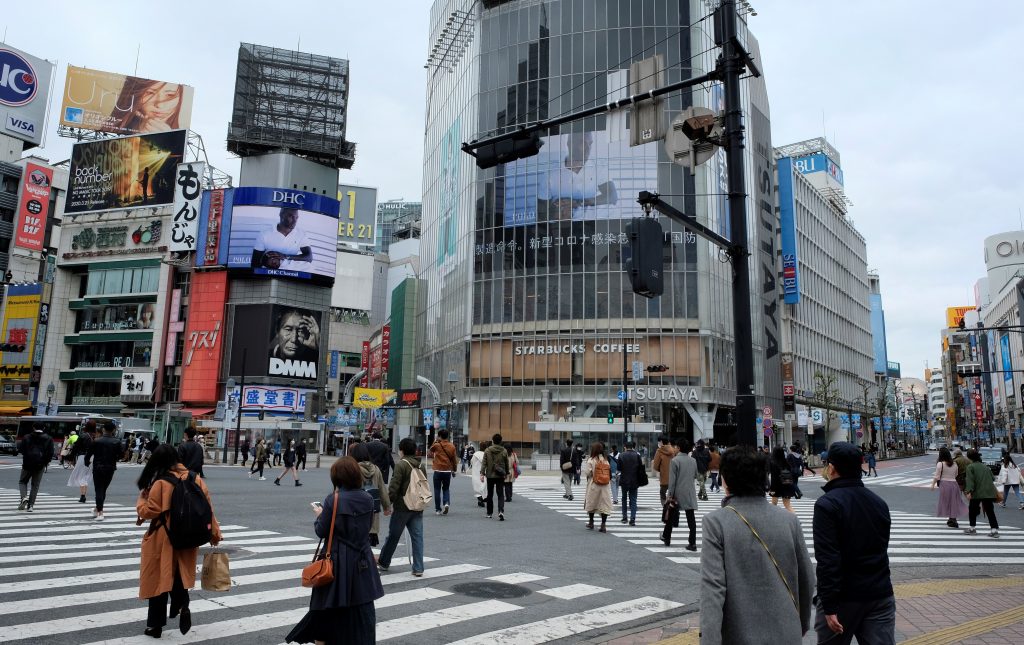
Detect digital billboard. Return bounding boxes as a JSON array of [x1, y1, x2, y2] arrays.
[[229, 304, 322, 382], [224, 187, 339, 281], [14, 162, 53, 251], [60, 66, 194, 136], [337, 184, 378, 247], [0, 44, 54, 148], [66, 130, 187, 214], [0, 284, 42, 402]]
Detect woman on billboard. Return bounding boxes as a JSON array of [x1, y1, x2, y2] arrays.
[[110, 78, 187, 134], [251, 208, 313, 271]]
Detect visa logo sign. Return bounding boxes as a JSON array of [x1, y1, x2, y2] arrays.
[[5, 114, 36, 135]]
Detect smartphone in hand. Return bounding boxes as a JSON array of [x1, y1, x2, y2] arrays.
[[310, 501, 322, 510]]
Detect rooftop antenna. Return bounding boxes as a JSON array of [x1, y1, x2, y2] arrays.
[[134, 43, 141, 75]]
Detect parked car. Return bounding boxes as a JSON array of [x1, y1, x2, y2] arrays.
[[0, 434, 17, 456], [979, 447, 1003, 476]]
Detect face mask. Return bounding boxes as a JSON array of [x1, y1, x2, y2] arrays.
[[822, 464, 833, 482]]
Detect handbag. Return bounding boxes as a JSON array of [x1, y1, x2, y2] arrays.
[[726, 506, 798, 612], [301, 491, 338, 588], [201, 551, 231, 592], [637, 460, 649, 487], [662, 499, 680, 527]]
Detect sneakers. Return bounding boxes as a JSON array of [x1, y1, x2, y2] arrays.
[[25, 505, 32, 513], [96, 513, 105, 522], [486, 514, 492, 519], [247, 472, 252, 479], [435, 510, 443, 515], [964, 527, 977, 534], [443, 504, 449, 515], [990, 529, 1000, 538], [412, 571, 424, 577], [568, 495, 574, 501], [685, 544, 698, 552], [377, 563, 389, 573], [620, 518, 628, 524], [17, 498, 27, 511], [659, 534, 669, 546], [92, 508, 99, 518], [498, 513, 505, 521], [629, 520, 636, 526], [259, 477, 266, 481]]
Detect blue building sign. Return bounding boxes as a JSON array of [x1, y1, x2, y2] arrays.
[[777, 156, 800, 304], [792, 152, 844, 186]]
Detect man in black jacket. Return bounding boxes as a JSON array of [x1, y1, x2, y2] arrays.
[[813, 441, 894, 644], [17, 424, 53, 512], [178, 428, 204, 476], [295, 439, 307, 471], [693, 440, 711, 501], [367, 432, 395, 482], [86, 421, 122, 521], [559, 439, 575, 500], [617, 442, 643, 526]]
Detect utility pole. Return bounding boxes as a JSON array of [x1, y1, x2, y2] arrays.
[[228, 348, 246, 464], [623, 347, 629, 449]]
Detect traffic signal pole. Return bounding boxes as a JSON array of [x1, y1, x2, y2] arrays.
[[623, 345, 629, 447]]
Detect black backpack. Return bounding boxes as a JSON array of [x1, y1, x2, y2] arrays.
[[22, 435, 48, 470], [157, 472, 213, 549], [363, 475, 382, 513]]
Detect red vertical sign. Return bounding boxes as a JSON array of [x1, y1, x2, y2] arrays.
[[205, 189, 225, 265], [360, 341, 370, 387], [381, 324, 391, 385], [15, 162, 53, 251]]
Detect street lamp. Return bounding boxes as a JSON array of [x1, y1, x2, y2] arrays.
[[446, 370, 459, 441], [45, 382, 55, 415]]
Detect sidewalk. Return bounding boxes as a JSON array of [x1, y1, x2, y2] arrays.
[[602, 576, 1024, 645]]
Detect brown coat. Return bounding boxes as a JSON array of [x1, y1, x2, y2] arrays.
[[652, 444, 678, 485], [428, 439, 458, 472], [136, 464, 222, 599]]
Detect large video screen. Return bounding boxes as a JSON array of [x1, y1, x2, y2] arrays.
[[225, 187, 339, 281], [502, 127, 657, 227], [229, 304, 323, 382]]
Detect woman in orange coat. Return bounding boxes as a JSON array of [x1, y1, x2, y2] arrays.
[[136, 444, 222, 638]]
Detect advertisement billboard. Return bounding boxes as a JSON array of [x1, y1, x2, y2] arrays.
[[0, 44, 54, 148], [60, 65, 194, 136], [777, 156, 800, 304], [337, 185, 378, 247], [945, 306, 976, 329], [66, 130, 187, 214], [230, 385, 312, 412], [0, 284, 42, 400], [181, 271, 227, 403], [14, 162, 53, 251], [169, 162, 205, 252], [195, 188, 230, 266], [223, 187, 340, 281], [229, 304, 322, 382], [352, 387, 396, 409]]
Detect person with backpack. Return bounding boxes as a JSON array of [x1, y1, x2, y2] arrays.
[[240, 437, 250, 467], [787, 445, 805, 499], [428, 429, 458, 515], [351, 442, 391, 547], [18, 423, 54, 512], [769, 446, 796, 513], [693, 440, 711, 501], [559, 439, 576, 501], [664, 438, 698, 550], [582, 441, 613, 532], [136, 444, 222, 638], [377, 438, 428, 577], [274, 439, 303, 487], [482, 434, 510, 521], [504, 446, 520, 501], [67, 420, 95, 504], [87, 421, 122, 521]]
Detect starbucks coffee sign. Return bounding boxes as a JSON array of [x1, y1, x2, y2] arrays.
[[514, 341, 642, 356], [628, 386, 702, 402]]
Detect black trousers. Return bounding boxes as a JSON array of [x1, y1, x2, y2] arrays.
[[485, 477, 505, 515], [969, 498, 999, 529], [296, 455, 306, 470], [504, 480, 513, 500], [147, 567, 188, 628], [93, 468, 115, 512], [241, 451, 249, 466], [662, 508, 696, 547]]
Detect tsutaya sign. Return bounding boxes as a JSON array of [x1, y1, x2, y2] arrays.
[[514, 341, 642, 356], [629, 386, 701, 402]]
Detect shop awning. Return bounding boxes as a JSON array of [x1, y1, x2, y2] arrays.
[[0, 405, 33, 415], [182, 407, 216, 417]]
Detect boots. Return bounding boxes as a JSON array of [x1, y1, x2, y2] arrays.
[[295, 480, 302, 487], [586, 513, 594, 530], [274, 478, 281, 486]]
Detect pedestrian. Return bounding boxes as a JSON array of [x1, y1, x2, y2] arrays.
[[87, 421, 121, 521], [504, 446, 519, 501], [954, 449, 970, 492], [482, 433, 510, 521], [286, 456, 384, 645], [693, 439, 711, 500], [250, 438, 268, 480], [144, 436, 159, 463], [67, 419, 95, 504], [700, 446, 814, 645], [572, 443, 584, 485], [134, 434, 145, 463], [427, 428, 458, 515], [582, 441, 612, 532], [663, 438, 698, 551], [17, 423, 53, 512], [618, 441, 642, 526], [769, 446, 796, 513], [136, 444, 222, 638], [964, 448, 1000, 538], [787, 445, 804, 499], [995, 455, 1022, 509], [121, 433, 134, 462], [813, 441, 895, 644], [708, 445, 721, 493], [274, 440, 303, 486], [366, 432, 395, 482], [932, 447, 967, 528], [559, 439, 575, 501], [866, 446, 878, 477], [351, 442, 391, 547], [295, 439, 307, 471], [271, 437, 281, 466], [377, 438, 426, 577], [470, 440, 488, 507], [177, 428, 204, 477], [608, 444, 620, 505], [460, 442, 475, 474], [240, 437, 250, 467], [818, 447, 828, 469], [652, 435, 678, 505]]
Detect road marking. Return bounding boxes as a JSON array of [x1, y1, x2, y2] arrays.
[[488, 572, 549, 584], [536, 583, 610, 600], [899, 603, 1024, 644], [893, 576, 1024, 598], [378, 599, 524, 640]]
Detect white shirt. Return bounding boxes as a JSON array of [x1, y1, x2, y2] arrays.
[[998, 464, 1021, 486], [254, 226, 310, 271]]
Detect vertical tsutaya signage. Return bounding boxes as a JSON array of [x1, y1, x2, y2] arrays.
[[360, 341, 369, 387], [0, 44, 54, 148], [181, 271, 227, 402], [169, 162, 204, 252], [15, 162, 53, 251], [777, 157, 800, 304]]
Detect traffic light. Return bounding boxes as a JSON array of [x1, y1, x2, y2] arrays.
[[646, 364, 670, 373], [607, 411, 614, 424], [626, 217, 664, 297], [470, 132, 544, 170]]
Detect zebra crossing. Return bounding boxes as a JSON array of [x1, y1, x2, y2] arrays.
[[799, 472, 937, 489], [0, 488, 683, 644], [515, 480, 1024, 566]]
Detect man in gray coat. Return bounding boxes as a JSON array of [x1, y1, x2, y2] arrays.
[[700, 446, 814, 645], [662, 438, 698, 550]]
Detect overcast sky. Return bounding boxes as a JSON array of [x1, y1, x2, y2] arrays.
[[4, 1, 1022, 379]]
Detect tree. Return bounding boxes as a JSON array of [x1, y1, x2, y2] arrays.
[[875, 378, 894, 452], [813, 371, 841, 447]]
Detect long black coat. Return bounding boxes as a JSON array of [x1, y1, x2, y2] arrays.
[[618, 450, 642, 489], [310, 489, 384, 610]]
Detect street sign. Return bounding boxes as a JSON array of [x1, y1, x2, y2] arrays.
[[632, 361, 644, 382], [782, 384, 795, 396], [811, 408, 824, 424], [617, 390, 627, 401], [756, 416, 762, 427], [785, 412, 795, 421], [762, 405, 773, 417], [763, 416, 772, 428]]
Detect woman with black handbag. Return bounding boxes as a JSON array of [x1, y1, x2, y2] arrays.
[[768, 446, 796, 513], [287, 456, 384, 645]]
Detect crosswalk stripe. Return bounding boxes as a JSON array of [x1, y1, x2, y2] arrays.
[[447, 596, 684, 645], [487, 572, 549, 584], [0, 529, 277, 552], [379, 599, 524, 640], [0, 539, 324, 565], [0, 523, 246, 536], [535, 583, 609, 600]]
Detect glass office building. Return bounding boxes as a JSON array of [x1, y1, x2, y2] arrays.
[[418, 0, 781, 457]]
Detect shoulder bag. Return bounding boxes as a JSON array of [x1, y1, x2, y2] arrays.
[[301, 491, 338, 588], [726, 506, 797, 613], [636, 458, 649, 487]]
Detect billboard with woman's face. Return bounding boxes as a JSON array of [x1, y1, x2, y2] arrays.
[[60, 66, 194, 136]]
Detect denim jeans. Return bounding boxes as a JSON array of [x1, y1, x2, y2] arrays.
[[610, 473, 620, 502], [432, 472, 452, 512], [378, 510, 424, 573], [621, 486, 639, 522], [814, 595, 895, 645], [709, 472, 720, 492]]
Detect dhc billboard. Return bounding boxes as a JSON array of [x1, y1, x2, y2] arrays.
[[778, 157, 800, 304]]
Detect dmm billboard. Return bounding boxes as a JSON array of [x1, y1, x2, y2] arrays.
[[0, 44, 54, 148], [229, 304, 322, 382], [60, 66, 194, 136]]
